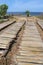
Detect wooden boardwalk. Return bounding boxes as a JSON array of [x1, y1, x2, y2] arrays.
[[0, 21, 25, 65], [0, 21, 43, 65], [14, 22, 43, 65]]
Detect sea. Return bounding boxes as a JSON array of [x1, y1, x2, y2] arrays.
[[7, 12, 43, 16]]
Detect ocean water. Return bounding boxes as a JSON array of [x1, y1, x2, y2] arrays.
[[7, 12, 43, 16]]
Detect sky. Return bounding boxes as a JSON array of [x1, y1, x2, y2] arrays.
[[0, 0, 43, 12]]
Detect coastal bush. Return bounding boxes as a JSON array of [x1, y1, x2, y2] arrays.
[[26, 10, 30, 17], [0, 4, 8, 16]]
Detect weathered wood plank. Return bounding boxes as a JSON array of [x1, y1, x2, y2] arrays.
[[0, 20, 16, 31], [37, 21, 43, 30]]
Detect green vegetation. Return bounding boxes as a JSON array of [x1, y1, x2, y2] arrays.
[[0, 19, 8, 23], [0, 4, 8, 16], [0, 4, 8, 23], [26, 10, 30, 17]]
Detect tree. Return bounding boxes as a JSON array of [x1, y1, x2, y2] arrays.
[[26, 10, 30, 17], [0, 4, 8, 16]]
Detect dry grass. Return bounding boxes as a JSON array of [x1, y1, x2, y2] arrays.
[[36, 15, 43, 20]]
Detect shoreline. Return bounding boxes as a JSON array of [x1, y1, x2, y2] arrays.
[[7, 12, 43, 17]]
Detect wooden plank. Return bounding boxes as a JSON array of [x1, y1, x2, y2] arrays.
[[0, 33, 16, 38], [19, 48, 43, 53], [22, 35, 41, 38], [16, 58, 43, 64], [24, 30, 39, 33], [20, 41, 43, 47], [24, 32, 39, 34], [37, 21, 43, 30], [18, 62, 40, 65], [0, 37, 12, 44], [22, 34, 40, 37], [0, 44, 8, 49], [22, 37, 42, 41], [17, 54, 43, 64], [18, 47, 43, 52], [0, 37, 13, 50], [22, 38, 42, 42], [0, 21, 16, 31]]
